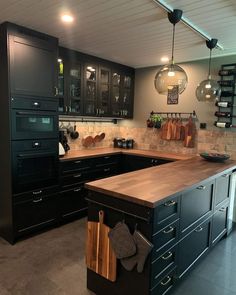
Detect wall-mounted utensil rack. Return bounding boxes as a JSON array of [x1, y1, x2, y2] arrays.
[[59, 115, 119, 124], [216, 63, 236, 129], [150, 110, 197, 119]]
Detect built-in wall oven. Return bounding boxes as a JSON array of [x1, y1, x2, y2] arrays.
[[11, 96, 58, 140], [12, 139, 58, 194]]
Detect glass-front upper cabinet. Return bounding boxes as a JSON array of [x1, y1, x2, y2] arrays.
[[84, 63, 97, 116], [98, 67, 110, 116], [122, 75, 133, 118], [57, 58, 65, 113], [68, 62, 83, 115], [111, 71, 122, 117]]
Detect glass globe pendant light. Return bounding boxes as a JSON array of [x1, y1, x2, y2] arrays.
[[154, 9, 188, 95], [196, 39, 221, 102]]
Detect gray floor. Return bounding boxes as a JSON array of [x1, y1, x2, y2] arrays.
[[0, 219, 235, 295]]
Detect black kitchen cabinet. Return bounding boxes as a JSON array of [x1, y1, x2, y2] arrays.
[[111, 71, 134, 118], [7, 22, 58, 98], [58, 47, 135, 118], [121, 155, 172, 173], [212, 202, 229, 245], [60, 184, 88, 220], [178, 218, 211, 277], [215, 173, 230, 206], [13, 190, 59, 237]]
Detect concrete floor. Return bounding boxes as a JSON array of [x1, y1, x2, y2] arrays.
[[0, 219, 235, 295]]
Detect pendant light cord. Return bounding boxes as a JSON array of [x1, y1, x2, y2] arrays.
[[208, 49, 212, 79], [171, 24, 176, 65]]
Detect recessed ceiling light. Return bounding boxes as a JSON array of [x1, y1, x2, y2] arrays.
[[161, 56, 169, 62], [61, 14, 74, 23]]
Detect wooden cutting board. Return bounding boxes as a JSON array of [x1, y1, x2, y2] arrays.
[[86, 210, 117, 282], [184, 116, 196, 148]]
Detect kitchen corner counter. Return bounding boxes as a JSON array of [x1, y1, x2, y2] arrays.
[[59, 147, 193, 162], [85, 156, 236, 208]]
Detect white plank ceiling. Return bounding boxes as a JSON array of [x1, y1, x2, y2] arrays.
[[0, 0, 235, 68]]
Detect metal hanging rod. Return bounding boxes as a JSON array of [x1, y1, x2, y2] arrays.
[[59, 115, 119, 124], [150, 110, 197, 117], [153, 0, 224, 50], [86, 198, 150, 223]]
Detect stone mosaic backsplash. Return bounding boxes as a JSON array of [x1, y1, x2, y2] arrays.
[[62, 122, 236, 160]]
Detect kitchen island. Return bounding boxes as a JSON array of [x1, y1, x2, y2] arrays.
[[85, 156, 236, 295]]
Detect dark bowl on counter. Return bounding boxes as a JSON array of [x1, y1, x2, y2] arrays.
[[200, 152, 230, 162]]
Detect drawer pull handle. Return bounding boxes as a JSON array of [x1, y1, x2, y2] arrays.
[[74, 160, 81, 164], [74, 188, 82, 192], [219, 208, 226, 212], [32, 190, 42, 195], [164, 200, 176, 207], [161, 276, 171, 286], [163, 226, 174, 234], [73, 174, 82, 178], [104, 156, 110, 159], [104, 168, 110, 172], [161, 251, 173, 260], [195, 226, 203, 233], [197, 185, 206, 190], [33, 197, 42, 203], [222, 174, 229, 178]]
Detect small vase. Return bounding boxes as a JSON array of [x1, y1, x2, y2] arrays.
[[154, 121, 162, 129]]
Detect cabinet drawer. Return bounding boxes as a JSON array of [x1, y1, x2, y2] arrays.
[[152, 219, 179, 260], [61, 170, 92, 187], [60, 158, 92, 174], [150, 267, 177, 295], [13, 185, 59, 200], [153, 196, 180, 232], [11, 96, 58, 111], [13, 193, 58, 235], [93, 164, 119, 180], [151, 245, 178, 288], [92, 155, 120, 168], [212, 204, 228, 244], [178, 218, 211, 277], [60, 185, 88, 219], [215, 174, 230, 206], [180, 180, 214, 234]]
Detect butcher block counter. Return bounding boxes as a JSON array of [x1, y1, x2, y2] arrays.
[[85, 156, 236, 208], [60, 147, 192, 162]]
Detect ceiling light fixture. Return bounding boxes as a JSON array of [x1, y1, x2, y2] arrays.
[[154, 9, 188, 95], [61, 14, 74, 23], [161, 56, 169, 62], [196, 39, 221, 102]]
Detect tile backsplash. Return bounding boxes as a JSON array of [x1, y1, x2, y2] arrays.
[[62, 122, 236, 160]]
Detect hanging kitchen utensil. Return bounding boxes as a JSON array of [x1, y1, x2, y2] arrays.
[[184, 115, 196, 148], [166, 117, 173, 140], [82, 135, 94, 147], [161, 118, 169, 140], [86, 210, 117, 282], [70, 122, 79, 140]]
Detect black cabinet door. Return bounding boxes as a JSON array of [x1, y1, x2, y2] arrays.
[[13, 193, 59, 236], [180, 180, 214, 235], [60, 184, 88, 219], [178, 218, 211, 278], [212, 205, 228, 244], [84, 63, 98, 116], [98, 67, 111, 116], [215, 173, 230, 206], [9, 34, 58, 98]]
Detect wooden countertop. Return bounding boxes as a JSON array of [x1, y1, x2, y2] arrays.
[[60, 147, 192, 161], [85, 156, 236, 208]]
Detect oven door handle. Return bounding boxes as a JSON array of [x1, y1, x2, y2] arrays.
[[17, 152, 56, 158], [16, 111, 35, 115]]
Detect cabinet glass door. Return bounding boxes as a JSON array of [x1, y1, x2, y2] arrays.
[[68, 64, 82, 115], [57, 58, 66, 113], [98, 68, 110, 116], [84, 64, 97, 116], [122, 75, 133, 118], [111, 72, 121, 117]]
